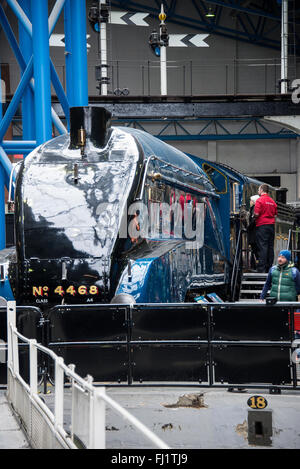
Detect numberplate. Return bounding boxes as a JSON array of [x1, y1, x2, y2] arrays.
[[32, 285, 99, 297]]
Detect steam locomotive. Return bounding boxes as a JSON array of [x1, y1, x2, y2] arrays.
[[0, 106, 295, 308]]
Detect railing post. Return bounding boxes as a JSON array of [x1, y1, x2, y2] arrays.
[[7, 301, 17, 374], [54, 356, 64, 429], [29, 339, 38, 395], [90, 387, 106, 449]]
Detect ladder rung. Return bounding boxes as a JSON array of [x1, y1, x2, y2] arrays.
[[241, 290, 261, 294], [242, 273, 268, 277], [242, 281, 266, 285]]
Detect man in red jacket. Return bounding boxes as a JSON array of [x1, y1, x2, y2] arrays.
[[254, 184, 278, 273]]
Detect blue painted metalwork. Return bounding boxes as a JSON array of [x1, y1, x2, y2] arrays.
[[113, 117, 300, 141], [0, 63, 5, 251], [18, 0, 35, 141], [0, 5, 28, 71], [31, 0, 52, 145], [0, 64, 1, 121], [0, 0, 89, 253], [68, 0, 89, 107], [0, 2, 67, 142], [0, 147, 12, 198], [0, 58, 33, 142], [2, 141, 37, 154], [50, 62, 70, 125], [0, 165, 5, 250], [0, 0, 90, 150], [64, 0, 74, 116]]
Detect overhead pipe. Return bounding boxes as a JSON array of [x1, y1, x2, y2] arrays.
[[281, 0, 288, 94]]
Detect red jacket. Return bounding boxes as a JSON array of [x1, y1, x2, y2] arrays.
[[254, 194, 277, 227]]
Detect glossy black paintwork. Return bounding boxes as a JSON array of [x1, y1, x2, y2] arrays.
[[13, 108, 145, 306], [11, 106, 223, 308]]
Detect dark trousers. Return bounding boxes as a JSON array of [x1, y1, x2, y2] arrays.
[[255, 224, 275, 273]]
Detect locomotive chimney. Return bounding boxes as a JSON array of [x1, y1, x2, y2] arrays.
[[69, 106, 112, 151]]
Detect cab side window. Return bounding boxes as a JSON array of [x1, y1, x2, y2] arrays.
[[202, 163, 227, 194]]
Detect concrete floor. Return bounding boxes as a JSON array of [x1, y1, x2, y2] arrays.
[[42, 385, 300, 449], [1, 384, 300, 449], [0, 391, 30, 449]]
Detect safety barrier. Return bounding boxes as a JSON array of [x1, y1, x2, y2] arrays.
[[5, 301, 169, 449], [44, 302, 300, 390], [1, 301, 300, 390]]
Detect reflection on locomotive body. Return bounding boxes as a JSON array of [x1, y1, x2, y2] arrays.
[[6, 106, 294, 308]]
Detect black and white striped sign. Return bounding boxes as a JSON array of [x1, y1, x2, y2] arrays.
[[169, 34, 209, 47], [110, 11, 149, 26]]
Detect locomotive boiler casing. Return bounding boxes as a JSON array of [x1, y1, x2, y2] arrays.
[[7, 106, 230, 308]]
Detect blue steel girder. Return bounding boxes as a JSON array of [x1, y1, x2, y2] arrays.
[[0, 0, 89, 154], [0, 1, 67, 138], [112, 117, 300, 141], [110, 0, 299, 51]]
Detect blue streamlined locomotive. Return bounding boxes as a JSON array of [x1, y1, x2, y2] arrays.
[[0, 106, 295, 308]]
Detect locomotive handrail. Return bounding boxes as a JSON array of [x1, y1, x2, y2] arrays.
[[231, 226, 246, 301], [7, 160, 23, 207], [136, 155, 218, 201]]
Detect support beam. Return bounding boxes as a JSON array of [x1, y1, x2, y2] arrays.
[[0, 58, 33, 142], [3, 0, 67, 134], [0, 165, 5, 250], [18, 0, 35, 141], [48, 0, 66, 35], [31, 0, 52, 145], [68, 0, 89, 106], [0, 146, 13, 189], [63, 0, 74, 111], [2, 141, 37, 153]]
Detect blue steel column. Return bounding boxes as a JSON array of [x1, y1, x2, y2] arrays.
[[18, 0, 35, 141], [0, 65, 5, 249], [31, 0, 52, 145], [0, 163, 5, 250], [69, 0, 89, 106], [64, 0, 74, 112]]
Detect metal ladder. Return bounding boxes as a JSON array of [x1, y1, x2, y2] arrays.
[[238, 272, 268, 302]]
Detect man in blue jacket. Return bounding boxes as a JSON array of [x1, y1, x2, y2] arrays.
[[260, 250, 300, 301]]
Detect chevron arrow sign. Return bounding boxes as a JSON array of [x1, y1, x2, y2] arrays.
[[110, 11, 149, 26], [50, 34, 91, 48], [49, 34, 65, 47], [169, 34, 209, 47]]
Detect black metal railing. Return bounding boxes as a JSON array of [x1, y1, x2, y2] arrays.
[[2, 302, 299, 391]]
